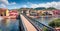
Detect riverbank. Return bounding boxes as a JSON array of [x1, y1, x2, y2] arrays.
[[27, 14, 60, 19], [27, 15, 53, 18], [1, 16, 17, 19]]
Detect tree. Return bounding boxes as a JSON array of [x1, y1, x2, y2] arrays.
[[48, 19, 60, 28]]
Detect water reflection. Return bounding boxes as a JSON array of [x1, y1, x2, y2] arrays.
[[34, 17, 55, 26], [0, 19, 19, 31]]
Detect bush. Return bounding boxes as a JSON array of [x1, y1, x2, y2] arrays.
[[42, 27, 49, 31], [48, 19, 60, 28]]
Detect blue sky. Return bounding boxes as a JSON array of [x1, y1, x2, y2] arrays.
[[8, 0, 60, 4], [0, 0, 60, 9]]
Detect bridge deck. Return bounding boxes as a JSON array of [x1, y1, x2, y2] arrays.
[[20, 14, 37, 31]]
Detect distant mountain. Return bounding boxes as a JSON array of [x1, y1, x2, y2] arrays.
[[46, 7, 56, 10], [18, 8, 33, 10], [18, 8, 33, 12], [20, 8, 33, 9], [34, 7, 46, 10], [34, 7, 57, 10], [17, 7, 57, 12]]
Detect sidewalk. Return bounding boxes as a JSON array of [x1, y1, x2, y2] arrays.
[[20, 14, 37, 31]]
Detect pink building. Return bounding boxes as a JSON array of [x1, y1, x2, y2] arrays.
[[55, 27, 60, 31], [9, 10, 18, 17], [52, 10, 60, 15]]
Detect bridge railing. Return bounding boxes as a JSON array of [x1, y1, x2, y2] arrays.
[[22, 13, 56, 31], [22, 14, 42, 31], [17, 14, 27, 31], [28, 17, 56, 31]]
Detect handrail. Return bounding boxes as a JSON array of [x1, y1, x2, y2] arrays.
[[22, 13, 56, 31], [22, 14, 42, 31], [17, 14, 27, 31], [28, 17, 56, 31]]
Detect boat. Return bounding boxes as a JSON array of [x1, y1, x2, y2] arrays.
[[0, 16, 4, 20]]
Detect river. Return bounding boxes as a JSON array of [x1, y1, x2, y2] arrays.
[[34, 17, 54, 26], [0, 19, 19, 31], [33, 16, 60, 26]]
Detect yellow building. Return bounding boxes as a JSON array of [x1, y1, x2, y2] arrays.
[[0, 8, 9, 16], [6, 9, 9, 16]]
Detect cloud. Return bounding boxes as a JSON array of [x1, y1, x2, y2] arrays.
[[0, 0, 9, 5], [22, 5, 27, 8], [0, 0, 16, 5], [0, 0, 16, 8], [0, 4, 6, 8], [14, 7, 17, 9], [8, 2, 16, 5], [11, 2, 16, 5], [27, 1, 60, 9]]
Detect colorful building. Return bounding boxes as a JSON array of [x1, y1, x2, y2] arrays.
[[0, 8, 9, 16], [6, 9, 9, 16], [29, 10, 38, 16], [53, 10, 60, 15], [36, 10, 53, 16], [55, 27, 60, 31], [9, 10, 18, 16]]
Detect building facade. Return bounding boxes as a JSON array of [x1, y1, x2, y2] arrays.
[[0, 8, 9, 16]]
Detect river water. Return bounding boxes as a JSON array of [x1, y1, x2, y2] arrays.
[[0, 19, 19, 31], [33, 16, 60, 26], [34, 17, 54, 26]]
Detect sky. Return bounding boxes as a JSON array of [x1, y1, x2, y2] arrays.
[[0, 0, 60, 9]]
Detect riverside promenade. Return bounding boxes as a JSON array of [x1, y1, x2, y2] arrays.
[[20, 14, 37, 31]]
